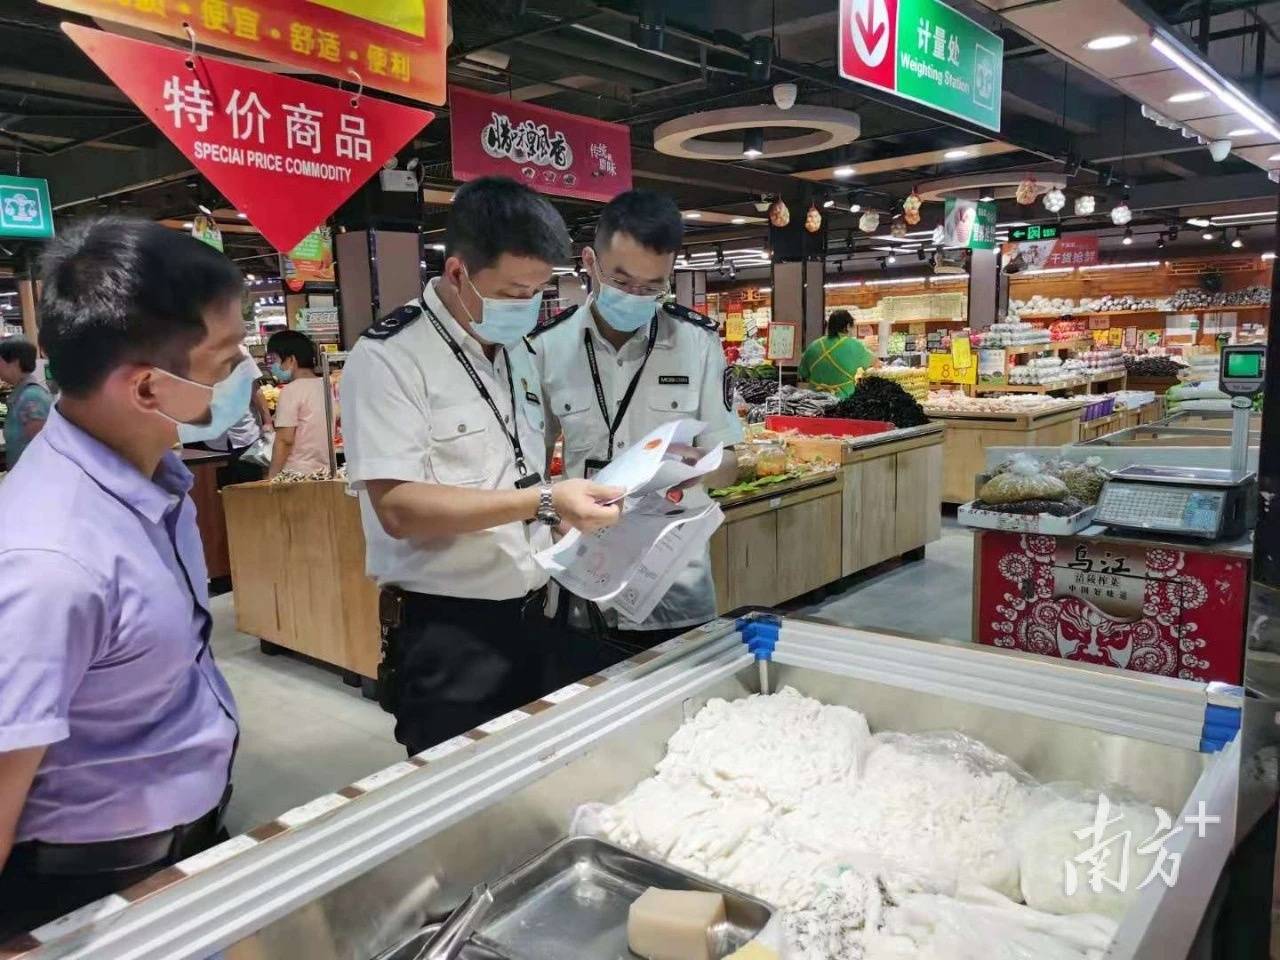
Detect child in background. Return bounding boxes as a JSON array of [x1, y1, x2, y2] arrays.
[[265, 330, 332, 478]]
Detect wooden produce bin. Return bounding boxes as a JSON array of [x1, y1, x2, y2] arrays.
[[924, 406, 1084, 503], [223, 480, 380, 680]]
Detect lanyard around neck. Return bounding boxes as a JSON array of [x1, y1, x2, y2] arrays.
[[582, 315, 659, 452]]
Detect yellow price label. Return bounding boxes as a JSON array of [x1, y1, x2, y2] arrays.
[[308, 0, 427, 36], [951, 336, 972, 368], [725, 314, 746, 343], [928, 352, 977, 385]]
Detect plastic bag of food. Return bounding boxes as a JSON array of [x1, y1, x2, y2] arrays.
[[973, 497, 1086, 517], [1014, 782, 1168, 919], [1056, 458, 1108, 505], [978, 454, 1069, 504]]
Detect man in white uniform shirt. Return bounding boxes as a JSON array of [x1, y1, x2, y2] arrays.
[[341, 177, 622, 754], [533, 190, 741, 667]]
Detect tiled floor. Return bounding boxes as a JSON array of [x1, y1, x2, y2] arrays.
[[213, 520, 976, 833]]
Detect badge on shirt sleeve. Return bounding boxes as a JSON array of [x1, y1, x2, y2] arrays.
[[722, 368, 734, 411]]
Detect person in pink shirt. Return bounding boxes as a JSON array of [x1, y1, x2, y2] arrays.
[[265, 330, 332, 478]]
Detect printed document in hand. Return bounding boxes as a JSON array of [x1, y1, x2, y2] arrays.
[[536, 420, 725, 623]]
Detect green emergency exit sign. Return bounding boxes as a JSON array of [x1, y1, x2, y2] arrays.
[[1009, 224, 1060, 241], [0, 175, 53, 239]]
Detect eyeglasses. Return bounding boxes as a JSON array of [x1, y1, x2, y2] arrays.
[[599, 270, 669, 299]]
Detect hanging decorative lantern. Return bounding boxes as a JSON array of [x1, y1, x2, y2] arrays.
[[902, 190, 923, 225], [1110, 202, 1132, 226], [890, 218, 908, 238], [858, 210, 880, 232], [1043, 187, 1066, 213], [768, 198, 790, 227], [1015, 176, 1038, 205], [1074, 194, 1096, 216], [804, 204, 822, 233]]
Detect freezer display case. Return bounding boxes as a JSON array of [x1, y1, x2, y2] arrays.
[[11, 614, 1267, 960]]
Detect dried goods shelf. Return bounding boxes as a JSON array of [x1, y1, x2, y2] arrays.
[[1000, 337, 1093, 357], [1014, 305, 1269, 320], [975, 377, 1091, 394]]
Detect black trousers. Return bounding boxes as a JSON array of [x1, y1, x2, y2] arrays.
[[0, 808, 226, 938], [387, 590, 555, 756]]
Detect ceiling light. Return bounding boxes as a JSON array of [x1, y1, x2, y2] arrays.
[[1269, 153, 1280, 162], [1151, 33, 1280, 141], [1203, 230, 1216, 240], [246, 273, 257, 281], [1122, 227, 1133, 245], [1085, 35, 1134, 51], [747, 35, 773, 83], [1186, 217, 1211, 228], [822, 198, 835, 209], [731, 217, 747, 225], [1156, 234, 1166, 249], [430, 243, 446, 251], [1080, 261, 1162, 271], [1263, 252, 1275, 261], [1231, 230, 1245, 248], [978, 195, 995, 202], [849, 203, 862, 213], [886, 253, 897, 264], [1210, 211, 1276, 223], [1168, 91, 1208, 104], [182, 221, 195, 229], [236, 211, 248, 219], [1227, 127, 1258, 138], [683, 211, 702, 219], [742, 128, 765, 159], [833, 165, 855, 178], [943, 148, 971, 160]]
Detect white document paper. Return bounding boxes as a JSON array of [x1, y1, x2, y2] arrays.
[[593, 419, 723, 502], [604, 502, 724, 623]]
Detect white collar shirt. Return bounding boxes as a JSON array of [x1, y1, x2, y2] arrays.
[[341, 279, 549, 600], [533, 301, 742, 630]]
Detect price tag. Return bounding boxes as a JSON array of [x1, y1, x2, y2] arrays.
[[950, 336, 972, 368], [927, 352, 977, 385], [352, 761, 418, 793], [909, 322, 927, 335], [416, 735, 474, 763], [477, 709, 530, 734], [544, 682, 589, 704], [766, 322, 796, 362], [725, 314, 746, 343], [1088, 316, 1110, 330], [176, 834, 259, 876], [31, 895, 129, 943], [278, 793, 349, 828]]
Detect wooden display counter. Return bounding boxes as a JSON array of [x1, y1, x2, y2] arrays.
[[923, 405, 1084, 503], [181, 448, 232, 581], [711, 424, 945, 612], [223, 479, 380, 681]]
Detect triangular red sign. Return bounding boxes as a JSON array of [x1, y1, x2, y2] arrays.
[[64, 23, 433, 253]]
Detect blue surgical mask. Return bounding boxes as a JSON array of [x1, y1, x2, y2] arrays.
[[595, 281, 660, 333], [462, 273, 542, 346], [155, 357, 257, 443], [269, 361, 293, 383]]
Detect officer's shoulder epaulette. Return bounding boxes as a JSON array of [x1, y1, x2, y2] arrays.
[[662, 301, 719, 333], [361, 303, 422, 341], [528, 304, 578, 339]]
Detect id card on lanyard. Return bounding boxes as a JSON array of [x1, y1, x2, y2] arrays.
[[422, 300, 543, 489], [582, 315, 659, 478]]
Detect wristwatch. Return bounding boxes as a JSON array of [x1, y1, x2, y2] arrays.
[[536, 483, 561, 527]]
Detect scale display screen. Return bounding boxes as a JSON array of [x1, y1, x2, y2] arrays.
[[1095, 481, 1226, 537], [1226, 351, 1262, 378]]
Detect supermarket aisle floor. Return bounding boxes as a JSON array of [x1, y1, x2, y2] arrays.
[[209, 593, 405, 834], [790, 518, 975, 641], [211, 519, 975, 832]]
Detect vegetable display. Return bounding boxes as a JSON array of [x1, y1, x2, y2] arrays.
[[830, 376, 929, 428]]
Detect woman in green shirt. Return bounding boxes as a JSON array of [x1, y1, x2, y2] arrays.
[[798, 309, 876, 398]]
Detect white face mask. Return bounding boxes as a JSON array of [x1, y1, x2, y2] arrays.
[[153, 357, 257, 443]]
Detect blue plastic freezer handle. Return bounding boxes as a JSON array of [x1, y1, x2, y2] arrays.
[[737, 615, 780, 662]]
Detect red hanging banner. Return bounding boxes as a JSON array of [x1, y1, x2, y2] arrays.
[[449, 86, 632, 204], [64, 23, 433, 253]]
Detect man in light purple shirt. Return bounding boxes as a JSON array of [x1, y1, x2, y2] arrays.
[[0, 218, 253, 935]]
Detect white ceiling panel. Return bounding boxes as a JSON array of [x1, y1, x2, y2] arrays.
[[998, 1, 1172, 80], [1111, 71, 1234, 122], [1232, 144, 1280, 166]]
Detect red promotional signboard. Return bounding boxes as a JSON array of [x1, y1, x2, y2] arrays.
[[65, 24, 433, 254], [839, 0, 897, 94], [42, 0, 447, 104], [450, 86, 632, 204], [975, 530, 1248, 684], [1001, 235, 1099, 270]]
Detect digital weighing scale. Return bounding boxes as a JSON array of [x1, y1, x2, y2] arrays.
[[1094, 345, 1262, 541]]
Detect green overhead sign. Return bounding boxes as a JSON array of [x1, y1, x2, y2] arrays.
[[1009, 224, 1060, 241], [839, 0, 1003, 132], [0, 175, 53, 240]]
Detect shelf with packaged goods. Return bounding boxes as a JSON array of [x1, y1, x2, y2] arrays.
[[1015, 305, 1269, 320], [975, 377, 1091, 394], [1000, 337, 1093, 357]]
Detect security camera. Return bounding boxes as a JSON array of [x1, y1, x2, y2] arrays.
[[773, 82, 798, 110], [1208, 139, 1232, 162]]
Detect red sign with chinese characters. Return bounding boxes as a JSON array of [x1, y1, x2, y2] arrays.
[[449, 86, 632, 204], [1002, 236, 1099, 270], [975, 530, 1248, 684], [42, 0, 446, 104], [65, 24, 432, 254]]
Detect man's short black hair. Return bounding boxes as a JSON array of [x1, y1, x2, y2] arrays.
[[0, 337, 37, 374], [595, 190, 684, 255], [267, 329, 318, 370], [446, 176, 571, 271], [826, 309, 855, 338], [38, 218, 244, 397]]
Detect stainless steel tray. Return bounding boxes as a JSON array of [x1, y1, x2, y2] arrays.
[[477, 836, 774, 960]]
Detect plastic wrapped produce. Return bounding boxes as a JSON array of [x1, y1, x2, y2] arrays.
[[1056, 459, 1108, 504], [978, 454, 1069, 504]]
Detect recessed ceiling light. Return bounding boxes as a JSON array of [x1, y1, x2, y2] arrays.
[[430, 243, 446, 251], [943, 148, 971, 160], [683, 211, 702, 219], [182, 221, 194, 229], [833, 165, 855, 178], [731, 217, 747, 224], [236, 211, 248, 219], [822, 199, 835, 208], [1186, 217, 1211, 227], [978, 195, 995, 202], [849, 203, 862, 213], [1084, 35, 1134, 51], [1227, 127, 1258, 137], [1168, 91, 1208, 104]]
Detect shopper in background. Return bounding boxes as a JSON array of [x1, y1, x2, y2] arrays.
[[0, 219, 246, 935], [266, 329, 330, 478], [534, 190, 741, 671], [798, 308, 877, 398], [0, 337, 52, 467], [342, 176, 623, 755]]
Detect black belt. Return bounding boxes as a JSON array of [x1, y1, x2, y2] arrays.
[[7, 785, 231, 876]]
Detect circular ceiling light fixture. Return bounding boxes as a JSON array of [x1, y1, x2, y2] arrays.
[[1168, 91, 1208, 104], [1231, 230, 1245, 248], [1122, 227, 1134, 245], [1111, 202, 1132, 226], [1084, 35, 1133, 51], [1043, 187, 1066, 213], [655, 105, 861, 160], [1203, 229, 1216, 241], [833, 165, 856, 178], [943, 148, 972, 160]]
